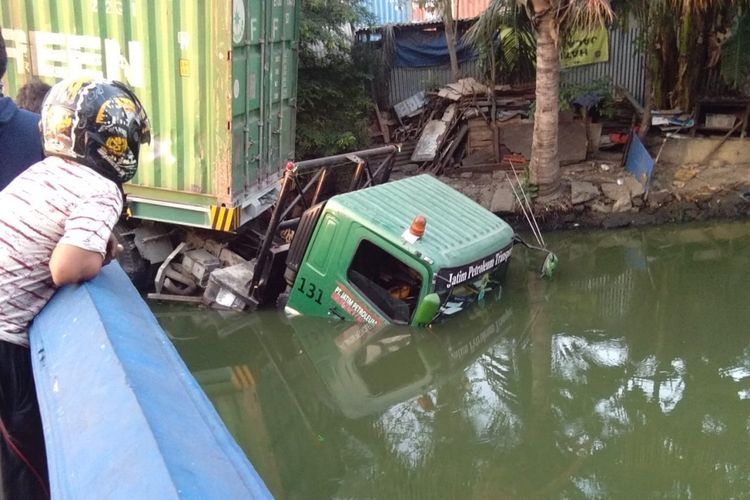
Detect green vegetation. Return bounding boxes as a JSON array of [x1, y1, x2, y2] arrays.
[[296, 0, 376, 160], [463, 0, 535, 85], [720, 13, 750, 91], [559, 78, 616, 119]]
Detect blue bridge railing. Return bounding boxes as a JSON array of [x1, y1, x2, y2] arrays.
[[30, 262, 272, 499]]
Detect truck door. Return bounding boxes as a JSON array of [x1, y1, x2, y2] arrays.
[[337, 233, 429, 326], [288, 221, 429, 325]]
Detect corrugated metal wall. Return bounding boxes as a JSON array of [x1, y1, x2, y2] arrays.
[[388, 59, 482, 106], [412, 0, 489, 22], [363, 0, 413, 25], [382, 24, 645, 109], [562, 25, 645, 104]]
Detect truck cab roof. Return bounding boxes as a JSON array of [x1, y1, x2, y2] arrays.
[[327, 174, 514, 272]]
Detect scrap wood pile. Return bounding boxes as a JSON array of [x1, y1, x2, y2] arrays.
[[383, 78, 536, 176], [370, 79, 652, 179]]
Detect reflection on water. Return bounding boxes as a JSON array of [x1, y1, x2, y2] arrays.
[[154, 220, 750, 499]]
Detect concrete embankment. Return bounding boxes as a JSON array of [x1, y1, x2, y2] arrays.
[[413, 137, 750, 232]]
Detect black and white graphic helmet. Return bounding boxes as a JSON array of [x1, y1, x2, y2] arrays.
[[41, 78, 151, 183]]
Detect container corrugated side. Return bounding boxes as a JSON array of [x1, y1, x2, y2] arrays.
[[230, 0, 300, 228], [1, 1, 297, 231], [1, 1, 231, 228]]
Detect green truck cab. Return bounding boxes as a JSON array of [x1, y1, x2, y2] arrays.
[[284, 175, 514, 326]]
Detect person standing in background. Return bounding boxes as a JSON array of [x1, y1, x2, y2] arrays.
[[0, 28, 45, 189], [16, 79, 52, 114]]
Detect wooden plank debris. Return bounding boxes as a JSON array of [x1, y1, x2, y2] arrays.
[[381, 77, 612, 177]]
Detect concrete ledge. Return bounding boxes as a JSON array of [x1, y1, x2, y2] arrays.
[[657, 137, 750, 165], [30, 263, 271, 500]]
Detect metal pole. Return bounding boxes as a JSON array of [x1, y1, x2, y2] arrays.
[[348, 161, 364, 192], [292, 145, 398, 173], [278, 217, 300, 230], [250, 166, 294, 296], [277, 168, 324, 223], [310, 167, 329, 206]]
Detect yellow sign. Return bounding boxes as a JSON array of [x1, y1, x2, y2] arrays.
[[179, 59, 190, 77], [561, 27, 609, 69]]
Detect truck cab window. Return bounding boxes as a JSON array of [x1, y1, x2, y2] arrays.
[[347, 240, 422, 324]]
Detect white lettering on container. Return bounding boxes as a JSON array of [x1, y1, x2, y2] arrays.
[[2, 28, 144, 88]]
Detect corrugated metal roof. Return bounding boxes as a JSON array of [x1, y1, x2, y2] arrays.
[[358, 16, 477, 31], [328, 175, 513, 269], [362, 0, 413, 25]]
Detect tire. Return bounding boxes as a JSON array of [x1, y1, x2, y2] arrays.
[[113, 222, 151, 292], [275, 291, 290, 310]]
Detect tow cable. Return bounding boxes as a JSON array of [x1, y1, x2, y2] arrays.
[[506, 162, 558, 279]]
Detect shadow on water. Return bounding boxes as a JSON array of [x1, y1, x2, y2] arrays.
[[154, 220, 750, 500]]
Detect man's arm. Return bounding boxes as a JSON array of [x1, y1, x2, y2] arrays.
[[49, 234, 122, 287], [49, 244, 104, 286]]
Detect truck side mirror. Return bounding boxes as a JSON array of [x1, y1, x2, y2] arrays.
[[413, 293, 440, 326]]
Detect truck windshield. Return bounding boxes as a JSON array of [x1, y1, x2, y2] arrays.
[[431, 245, 512, 323], [432, 271, 504, 323]]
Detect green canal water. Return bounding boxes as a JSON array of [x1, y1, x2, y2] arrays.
[[153, 220, 750, 499]]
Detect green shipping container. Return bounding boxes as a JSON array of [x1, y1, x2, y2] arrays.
[[0, 0, 299, 231]]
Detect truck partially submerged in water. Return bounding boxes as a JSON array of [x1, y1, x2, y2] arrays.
[[282, 174, 514, 326], [0, 0, 516, 326], [174, 155, 514, 327]]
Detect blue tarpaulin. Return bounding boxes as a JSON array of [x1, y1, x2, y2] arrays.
[[394, 30, 475, 68]]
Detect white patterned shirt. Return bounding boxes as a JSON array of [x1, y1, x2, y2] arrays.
[[0, 156, 123, 347]]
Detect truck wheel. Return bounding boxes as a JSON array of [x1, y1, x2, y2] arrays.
[[276, 292, 290, 310], [113, 222, 150, 292]]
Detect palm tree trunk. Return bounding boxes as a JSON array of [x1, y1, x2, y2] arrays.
[[443, 0, 461, 82], [529, 11, 561, 200], [674, 11, 693, 111]]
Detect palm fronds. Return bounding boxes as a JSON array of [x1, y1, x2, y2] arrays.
[[464, 0, 536, 83], [558, 0, 614, 32], [720, 13, 750, 89]]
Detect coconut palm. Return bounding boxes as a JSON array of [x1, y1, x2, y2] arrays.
[[464, 0, 536, 86], [468, 0, 613, 200]]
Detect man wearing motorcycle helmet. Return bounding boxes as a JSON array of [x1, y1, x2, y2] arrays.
[[0, 77, 150, 498]]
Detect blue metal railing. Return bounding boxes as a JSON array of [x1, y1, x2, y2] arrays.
[[30, 263, 272, 500]]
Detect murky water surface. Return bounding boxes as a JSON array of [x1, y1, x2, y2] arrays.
[[154, 220, 750, 499]]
